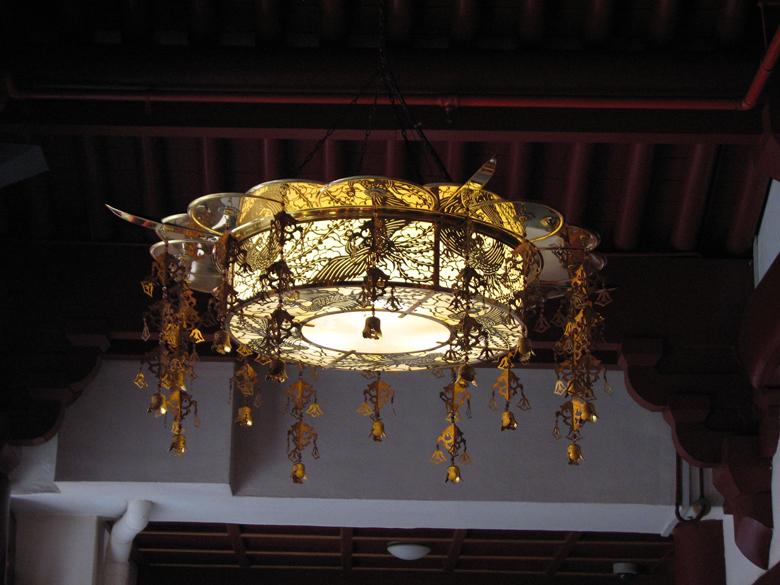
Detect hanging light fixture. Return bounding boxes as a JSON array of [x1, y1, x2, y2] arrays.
[[107, 3, 611, 479], [108, 160, 610, 479]]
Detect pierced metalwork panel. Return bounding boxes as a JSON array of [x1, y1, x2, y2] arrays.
[[318, 177, 438, 209], [228, 286, 522, 371]]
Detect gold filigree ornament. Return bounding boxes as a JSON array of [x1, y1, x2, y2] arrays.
[[134, 369, 148, 389], [236, 343, 253, 357], [285, 366, 320, 482], [432, 370, 473, 483], [306, 403, 324, 417], [109, 153, 611, 476], [359, 374, 394, 442]]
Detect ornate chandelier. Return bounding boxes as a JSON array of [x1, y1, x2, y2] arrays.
[[110, 156, 612, 482]]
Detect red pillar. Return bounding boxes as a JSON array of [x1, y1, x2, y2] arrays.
[[674, 520, 727, 585]]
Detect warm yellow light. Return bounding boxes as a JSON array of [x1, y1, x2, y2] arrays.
[[304, 310, 450, 355]]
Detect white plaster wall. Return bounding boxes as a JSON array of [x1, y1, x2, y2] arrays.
[[54, 360, 234, 484], [230, 366, 675, 505], [754, 179, 780, 287], [15, 515, 100, 585], [9, 437, 59, 495]]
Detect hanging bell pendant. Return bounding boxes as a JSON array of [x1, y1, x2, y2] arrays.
[[266, 357, 288, 383], [363, 315, 382, 340], [235, 406, 253, 427], [169, 434, 187, 456], [370, 420, 386, 442], [212, 329, 232, 355], [500, 410, 518, 431], [445, 465, 462, 484], [291, 463, 307, 484]]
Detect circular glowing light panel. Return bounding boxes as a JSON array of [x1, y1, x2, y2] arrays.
[[303, 310, 450, 355], [228, 286, 522, 371]]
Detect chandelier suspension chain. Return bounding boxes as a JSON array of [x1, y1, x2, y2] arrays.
[[291, 69, 381, 179]]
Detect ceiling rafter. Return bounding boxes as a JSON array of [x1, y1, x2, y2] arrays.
[[226, 524, 250, 568], [443, 529, 468, 572], [340, 527, 353, 571], [544, 531, 583, 578]]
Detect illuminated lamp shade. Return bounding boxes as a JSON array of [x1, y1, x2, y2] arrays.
[[174, 176, 579, 370], [110, 160, 612, 472], [387, 542, 432, 561]]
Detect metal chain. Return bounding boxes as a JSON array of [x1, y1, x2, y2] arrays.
[[356, 91, 379, 175], [291, 69, 380, 179], [295, 0, 452, 183]]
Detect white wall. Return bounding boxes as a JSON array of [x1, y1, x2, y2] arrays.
[[754, 179, 780, 286], [15, 515, 100, 585]]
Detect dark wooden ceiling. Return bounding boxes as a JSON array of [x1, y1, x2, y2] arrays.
[[1, 0, 776, 259], [134, 523, 674, 585], [2, 1, 778, 584]]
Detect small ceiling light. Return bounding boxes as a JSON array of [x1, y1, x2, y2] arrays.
[[387, 542, 431, 561]]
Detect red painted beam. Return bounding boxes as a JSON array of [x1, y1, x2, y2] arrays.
[[518, 0, 546, 45], [726, 157, 771, 255], [614, 143, 654, 251], [650, 0, 680, 47], [138, 136, 166, 219], [451, 0, 479, 46], [717, 0, 748, 46], [384, 139, 403, 178], [560, 142, 593, 225], [674, 521, 727, 585], [671, 143, 718, 252], [321, 0, 349, 46], [386, 0, 413, 45], [255, 0, 284, 45], [8, 22, 780, 112], [584, 0, 616, 46], [263, 138, 283, 182], [740, 20, 780, 110], [323, 139, 345, 182], [3, 85, 749, 110]]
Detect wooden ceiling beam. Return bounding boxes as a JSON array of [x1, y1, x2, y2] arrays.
[[340, 527, 353, 571], [443, 529, 467, 572], [226, 524, 250, 568], [671, 143, 719, 251], [0, 117, 762, 145], [613, 143, 655, 251], [544, 531, 582, 577]]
